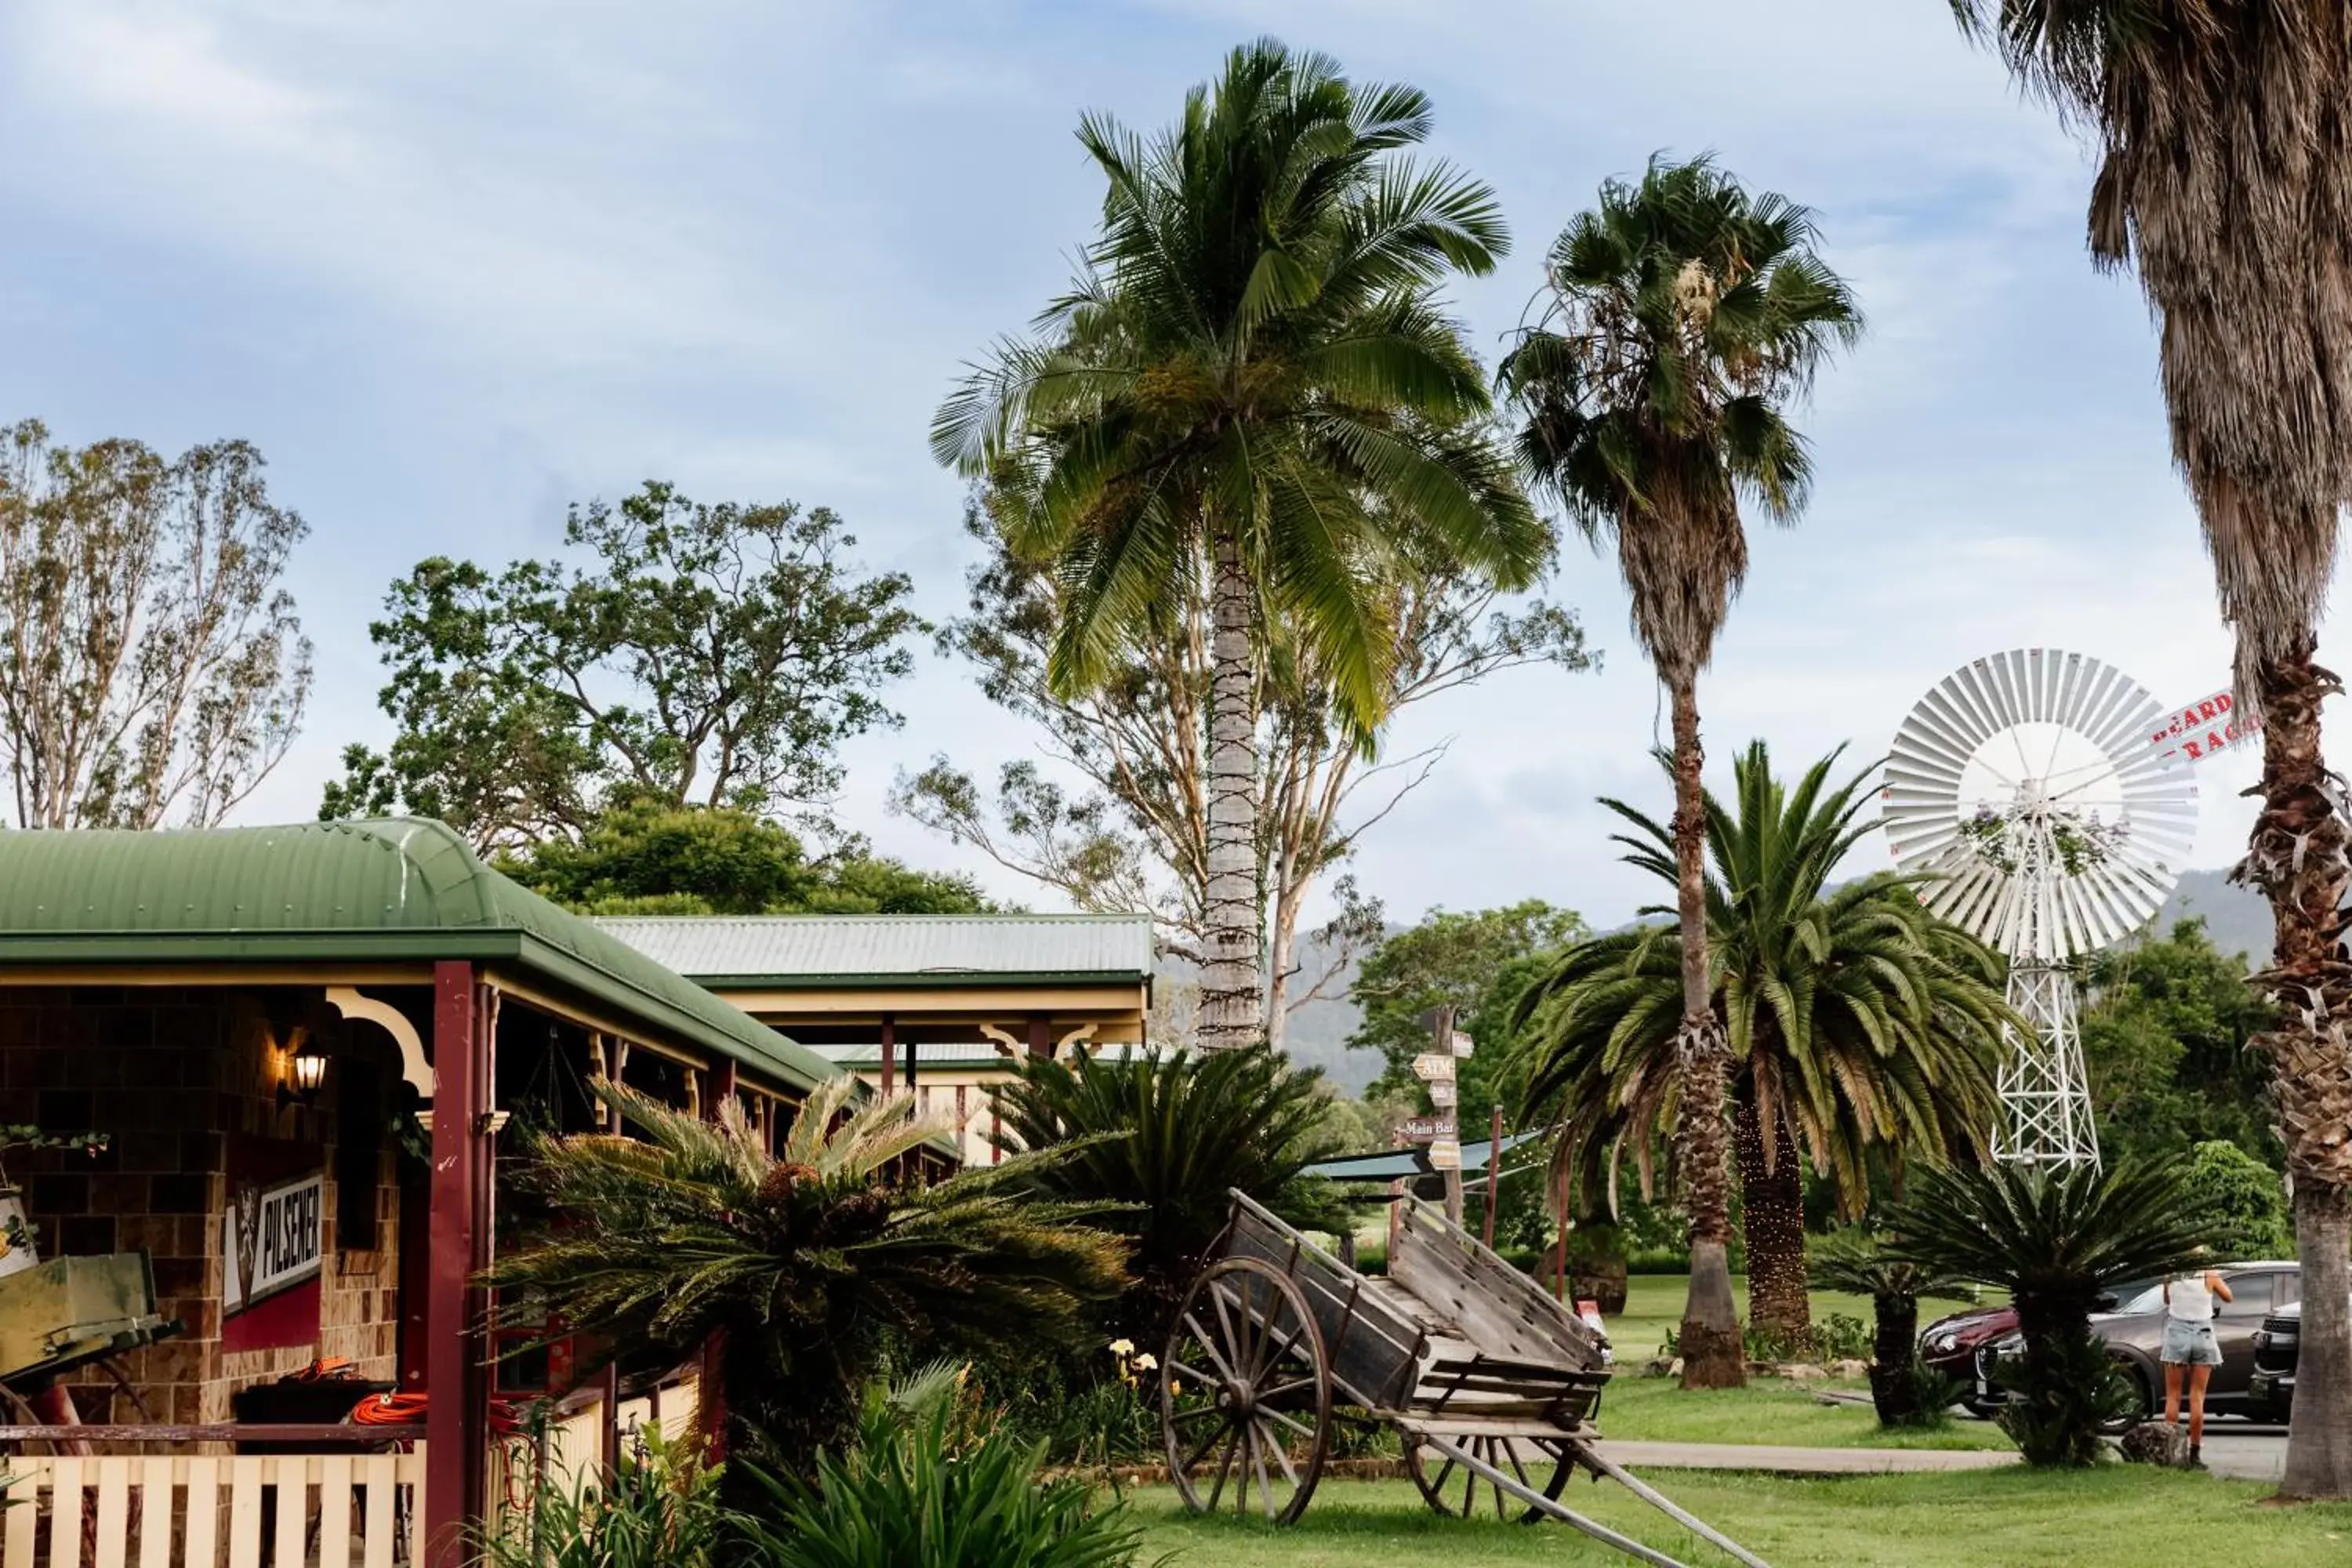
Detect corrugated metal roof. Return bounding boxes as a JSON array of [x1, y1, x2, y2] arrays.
[[810, 1041, 1149, 1069], [0, 820, 836, 1092], [594, 913, 1155, 985]]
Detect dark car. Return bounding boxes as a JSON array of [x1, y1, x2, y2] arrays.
[[1973, 1262, 2299, 1428], [2249, 1298, 2306, 1421]]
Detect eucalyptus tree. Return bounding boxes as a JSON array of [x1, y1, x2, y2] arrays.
[[1514, 744, 2000, 1356], [1499, 159, 1862, 1385], [1944, 0, 2352, 1496], [934, 38, 1546, 1047]]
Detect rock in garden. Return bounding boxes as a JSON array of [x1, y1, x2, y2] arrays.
[[2118, 1421, 2190, 1468], [1828, 1359, 1870, 1379], [1781, 1363, 1829, 1382]]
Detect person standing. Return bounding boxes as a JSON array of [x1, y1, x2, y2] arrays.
[[2162, 1268, 2234, 1468]]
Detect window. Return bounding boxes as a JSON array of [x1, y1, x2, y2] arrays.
[[2111, 1283, 2165, 1316], [2221, 1272, 2276, 1313]]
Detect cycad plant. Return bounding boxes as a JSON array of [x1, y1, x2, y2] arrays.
[[1806, 1228, 1966, 1428], [1515, 743, 2005, 1347], [989, 1044, 1353, 1348], [1500, 158, 1862, 1387], [488, 1076, 1128, 1473], [474, 1431, 726, 1568], [935, 38, 1546, 1047], [1883, 1160, 2220, 1466], [738, 1362, 1149, 1568]]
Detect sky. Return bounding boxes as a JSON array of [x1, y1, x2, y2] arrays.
[[0, 0, 2306, 933]]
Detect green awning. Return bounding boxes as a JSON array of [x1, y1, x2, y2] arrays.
[[0, 818, 836, 1093]]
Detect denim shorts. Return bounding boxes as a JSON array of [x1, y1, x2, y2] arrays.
[[2161, 1319, 2221, 1367]]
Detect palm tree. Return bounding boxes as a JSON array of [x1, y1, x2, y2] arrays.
[[1883, 1160, 2220, 1467], [935, 38, 1546, 1047], [1807, 1227, 1967, 1428], [1514, 743, 2003, 1360], [989, 1043, 1355, 1349], [1944, 3, 2352, 1497], [487, 1077, 1128, 1474], [1499, 158, 1861, 1386]]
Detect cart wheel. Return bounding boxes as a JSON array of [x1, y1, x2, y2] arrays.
[[1162, 1256, 1332, 1525], [1405, 1433, 1574, 1524]]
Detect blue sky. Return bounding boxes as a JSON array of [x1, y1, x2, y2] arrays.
[[0, 1, 2287, 931]]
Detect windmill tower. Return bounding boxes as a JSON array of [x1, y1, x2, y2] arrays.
[[1882, 649, 2198, 1167]]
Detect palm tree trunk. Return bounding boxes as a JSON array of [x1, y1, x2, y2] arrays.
[[2244, 637, 2352, 1499], [1736, 1080, 1810, 1351], [1199, 532, 1265, 1048], [1867, 1291, 1921, 1427], [1668, 673, 1743, 1389]]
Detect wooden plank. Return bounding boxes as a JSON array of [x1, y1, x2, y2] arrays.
[[359, 1457, 394, 1568], [92, 1459, 129, 1568], [225, 1457, 263, 1568], [182, 1459, 218, 1568], [4, 1461, 42, 1568], [270, 1458, 305, 1568], [134, 1459, 172, 1568], [49, 1458, 82, 1568], [318, 1454, 353, 1568]]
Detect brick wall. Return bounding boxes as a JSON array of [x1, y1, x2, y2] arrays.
[[0, 986, 405, 1425]]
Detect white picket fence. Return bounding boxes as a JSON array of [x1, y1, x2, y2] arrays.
[[0, 1451, 426, 1568]]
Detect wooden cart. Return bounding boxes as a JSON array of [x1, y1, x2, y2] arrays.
[[1160, 1191, 1768, 1568]]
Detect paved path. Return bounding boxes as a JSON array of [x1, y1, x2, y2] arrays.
[[1595, 1432, 2288, 1483], [1591, 1440, 2019, 1475]]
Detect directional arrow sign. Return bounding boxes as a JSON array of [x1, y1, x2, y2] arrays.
[[1448, 1029, 1475, 1058], [1412, 1053, 1456, 1083], [1400, 1116, 1457, 1142], [1428, 1138, 1462, 1171], [1428, 1082, 1457, 1108]]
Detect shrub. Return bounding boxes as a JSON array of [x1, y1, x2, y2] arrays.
[[1806, 1225, 1966, 1427], [990, 1044, 1354, 1350], [739, 1363, 1152, 1568], [474, 1431, 726, 1568]]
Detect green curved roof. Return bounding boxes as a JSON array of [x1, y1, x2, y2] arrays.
[[0, 818, 833, 1093]]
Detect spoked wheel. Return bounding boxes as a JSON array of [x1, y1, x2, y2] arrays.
[[1162, 1256, 1332, 1525], [1405, 1433, 1575, 1523]]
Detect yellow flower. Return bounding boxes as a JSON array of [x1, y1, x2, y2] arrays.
[[1108, 1338, 1135, 1358], [1131, 1352, 1157, 1372]]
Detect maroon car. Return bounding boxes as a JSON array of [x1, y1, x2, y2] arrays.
[[1919, 1301, 2016, 1414]]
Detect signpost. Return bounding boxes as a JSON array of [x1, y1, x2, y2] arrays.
[[2148, 686, 2261, 765], [1400, 1116, 1457, 1142], [1428, 1082, 1457, 1108]]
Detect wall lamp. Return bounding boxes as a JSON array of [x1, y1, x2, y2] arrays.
[[278, 1029, 329, 1112]]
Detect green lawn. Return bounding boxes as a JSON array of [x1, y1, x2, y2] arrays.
[[1592, 1375, 2012, 1451], [1601, 1273, 1991, 1363], [1128, 1473, 2352, 1566]]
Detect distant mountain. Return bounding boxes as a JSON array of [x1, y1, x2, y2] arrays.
[[2151, 866, 2270, 967]]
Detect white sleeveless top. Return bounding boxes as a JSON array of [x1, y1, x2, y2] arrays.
[[2168, 1274, 2216, 1323]]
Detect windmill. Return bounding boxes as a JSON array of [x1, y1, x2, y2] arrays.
[[1882, 649, 2200, 1167]]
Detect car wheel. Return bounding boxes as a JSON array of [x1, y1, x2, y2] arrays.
[[2097, 1368, 2153, 1436]]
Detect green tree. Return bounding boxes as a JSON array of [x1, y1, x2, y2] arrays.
[[0, 419, 314, 829], [1500, 158, 1862, 1388], [488, 1076, 1126, 1475], [2080, 918, 2278, 1165], [894, 500, 1590, 1049], [988, 1044, 1352, 1350], [2184, 1140, 2292, 1261], [1514, 744, 2003, 1351], [505, 797, 991, 916], [322, 481, 922, 850], [1885, 1160, 2221, 1467], [934, 38, 1546, 1048], [1945, 0, 2352, 1497]]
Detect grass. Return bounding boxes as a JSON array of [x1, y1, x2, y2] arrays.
[[1601, 1273, 1991, 1363], [1592, 1375, 2012, 1451], [1127, 1472, 2352, 1566]]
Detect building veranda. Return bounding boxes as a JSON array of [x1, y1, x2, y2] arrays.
[[0, 818, 953, 1567]]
